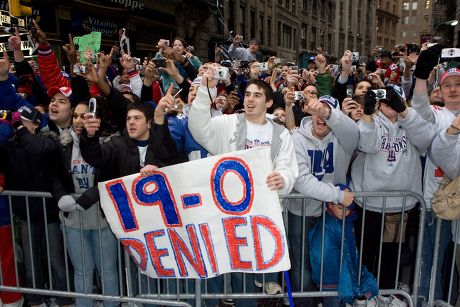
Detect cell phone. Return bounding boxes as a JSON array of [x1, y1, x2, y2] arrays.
[[152, 58, 166, 68], [163, 39, 170, 46], [346, 84, 354, 97], [185, 46, 194, 53], [274, 58, 282, 64], [88, 98, 97, 118], [441, 48, 460, 58]]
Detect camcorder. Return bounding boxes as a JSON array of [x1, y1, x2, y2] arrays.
[[372, 89, 387, 100]]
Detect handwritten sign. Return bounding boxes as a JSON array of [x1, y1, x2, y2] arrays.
[[73, 32, 101, 56], [98, 147, 290, 279]]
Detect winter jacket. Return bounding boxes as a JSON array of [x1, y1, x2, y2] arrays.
[[37, 44, 70, 90], [168, 114, 209, 161], [188, 85, 298, 197], [290, 108, 359, 217], [80, 123, 181, 178], [308, 209, 379, 304], [5, 128, 61, 223], [351, 108, 435, 213], [412, 92, 459, 209], [0, 76, 33, 110]]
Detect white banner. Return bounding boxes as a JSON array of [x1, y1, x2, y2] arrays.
[[98, 147, 290, 279]]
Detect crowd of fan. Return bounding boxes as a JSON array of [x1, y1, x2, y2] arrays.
[[1, 19, 460, 307]]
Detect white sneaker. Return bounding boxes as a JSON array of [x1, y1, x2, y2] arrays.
[[353, 298, 367, 306], [264, 282, 282, 295], [389, 295, 407, 307], [377, 295, 392, 307], [366, 297, 379, 307], [3, 297, 24, 307]]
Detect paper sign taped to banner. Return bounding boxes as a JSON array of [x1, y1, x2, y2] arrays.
[[98, 147, 290, 279]]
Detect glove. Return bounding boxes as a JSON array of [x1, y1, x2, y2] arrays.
[[363, 91, 377, 115], [413, 44, 446, 79], [384, 86, 406, 113], [10, 112, 22, 130], [58, 195, 84, 212]]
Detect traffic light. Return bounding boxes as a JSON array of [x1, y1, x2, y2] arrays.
[[8, 0, 32, 17]]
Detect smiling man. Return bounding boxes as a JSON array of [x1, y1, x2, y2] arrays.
[[47, 86, 73, 133], [188, 68, 298, 307], [288, 95, 359, 306]]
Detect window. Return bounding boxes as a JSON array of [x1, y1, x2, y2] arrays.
[[228, 0, 235, 34], [239, 6, 246, 37], [282, 24, 292, 49], [412, 16, 417, 24], [402, 16, 409, 24], [250, 10, 256, 39], [412, 2, 417, 9], [312, 0, 317, 15], [302, 0, 308, 10], [401, 31, 407, 38], [268, 18, 272, 46], [278, 21, 281, 45], [424, 14, 429, 24], [402, 2, 410, 10], [425, 0, 430, 9], [311, 27, 317, 50], [301, 24, 307, 49], [259, 15, 264, 45]]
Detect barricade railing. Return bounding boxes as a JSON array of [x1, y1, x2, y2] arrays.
[[429, 215, 460, 307], [0, 190, 436, 307]]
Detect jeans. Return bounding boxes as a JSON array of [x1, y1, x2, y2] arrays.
[[419, 211, 452, 304], [287, 212, 320, 307], [21, 221, 74, 306], [64, 226, 119, 307]]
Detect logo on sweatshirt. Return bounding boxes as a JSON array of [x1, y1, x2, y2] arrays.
[[380, 135, 408, 162], [307, 142, 334, 181]]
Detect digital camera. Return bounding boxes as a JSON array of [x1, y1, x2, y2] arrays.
[[73, 64, 87, 74], [441, 48, 460, 58], [372, 89, 387, 100], [351, 52, 360, 61], [152, 58, 166, 68], [259, 62, 269, 72], [346, 84, 354, 97], [294, 91, 305, 101], [213, 67, 230, 81]]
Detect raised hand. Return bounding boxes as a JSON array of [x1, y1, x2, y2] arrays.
[[62, 34, 78, 64], [32, 19, 48, 45], [8, 28, 21, 51]]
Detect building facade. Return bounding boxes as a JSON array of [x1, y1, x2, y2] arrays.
[[2, 0, 379, 66], [396, 0, 433, 45], [375, 0, 400, 50]]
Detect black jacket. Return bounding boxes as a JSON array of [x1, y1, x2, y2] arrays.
[[5, 128, 61, 222], [80, 122, 182, 178]]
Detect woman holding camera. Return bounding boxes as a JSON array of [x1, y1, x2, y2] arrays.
[[350, 85, 435, 289]]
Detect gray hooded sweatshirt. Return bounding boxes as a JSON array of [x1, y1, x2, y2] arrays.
[[351, 108, 435, 213], [289, 108, 359, 217]]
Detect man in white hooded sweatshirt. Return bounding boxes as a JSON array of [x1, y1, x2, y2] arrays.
[[289, 95, 358, 306]]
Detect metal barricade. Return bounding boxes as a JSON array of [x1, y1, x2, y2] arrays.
[[428, 215, 460, 307], [0, 190, 439, 307]]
